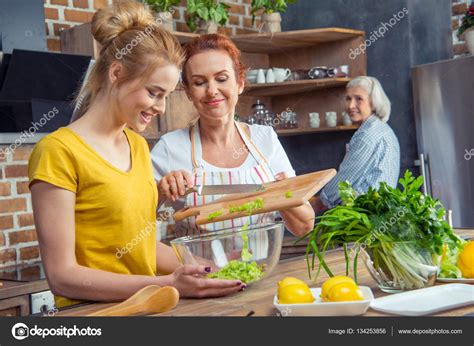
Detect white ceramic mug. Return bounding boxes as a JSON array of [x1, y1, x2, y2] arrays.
[[342, 111, 352, 126], [247, 69, 259, 77], [266, 69, 275, 83], [272, 68, 291, 82], [309, 112, 320, 128], [325, 111, 338, 127], [257, 69, 266, 84]]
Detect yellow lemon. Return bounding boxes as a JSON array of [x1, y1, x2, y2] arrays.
[[320, 276, 356, 301], [326, 282, 364, 302], [278, 277, 308, 299], [278, 283, 315, 304], [458, 241, 474, 278], [278, 277, 306, 289]]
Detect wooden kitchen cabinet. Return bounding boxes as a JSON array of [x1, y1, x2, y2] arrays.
[[60, 26, 366, 139], [60, 22, 101, 58], [0, 295, 30, 316]]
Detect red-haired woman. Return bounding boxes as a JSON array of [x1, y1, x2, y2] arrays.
[[151, 34, 314, 239]]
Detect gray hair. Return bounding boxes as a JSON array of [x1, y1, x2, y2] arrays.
[[347, 76, 391, 122]]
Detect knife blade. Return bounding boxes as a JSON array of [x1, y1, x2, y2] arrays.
[[185, 184, 265, 196]]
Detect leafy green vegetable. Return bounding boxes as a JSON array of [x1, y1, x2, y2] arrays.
[[207, 260, 266, 284], [240, 222, 252, 261], [229, 198, 264, 215], [439, 243, 465, 278], [285, 190, 293, 198], [207, 208, 224, 221], [301, 170, 463, 289]]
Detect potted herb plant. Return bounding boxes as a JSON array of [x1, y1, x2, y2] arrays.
[[186, 0, 230, 34], [458, 3, 474, 55], [143, 0, 180, 31], [251, 0, 297, 33]]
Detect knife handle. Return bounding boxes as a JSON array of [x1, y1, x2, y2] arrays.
[[184, 186, 201, 196]]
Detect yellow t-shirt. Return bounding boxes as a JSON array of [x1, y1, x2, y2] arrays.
[[28, 127, 158, 308]]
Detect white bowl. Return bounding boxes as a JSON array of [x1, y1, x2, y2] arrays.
[[273, 286, 374, 316], [246, 76, 257, 83]]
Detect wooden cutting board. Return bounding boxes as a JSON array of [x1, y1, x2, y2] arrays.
[[173, 169, 336, 226]]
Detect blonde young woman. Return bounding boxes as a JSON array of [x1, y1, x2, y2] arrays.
[[28, 3, 244, 309]]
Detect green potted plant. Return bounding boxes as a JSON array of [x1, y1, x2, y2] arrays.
[[143, 0, 180, 31], [458, 3, 474, 55], [186, 0, 230, 34], [251, 0, 297, 33]]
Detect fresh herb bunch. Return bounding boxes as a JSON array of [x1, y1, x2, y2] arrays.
[[186, 0, 230, 32], [143, 0, 180, 13], [300, 170, 462, 288], [458, 3, 474, 38]]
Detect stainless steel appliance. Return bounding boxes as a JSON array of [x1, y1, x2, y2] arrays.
[[412, 56, 474, 228]]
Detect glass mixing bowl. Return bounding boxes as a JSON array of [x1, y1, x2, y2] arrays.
[[170, 222, 284, 285]]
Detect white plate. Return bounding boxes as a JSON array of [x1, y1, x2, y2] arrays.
[[437, 277, 474, 284], [273, 286, 373, 316], [370, 284, 474, 316]]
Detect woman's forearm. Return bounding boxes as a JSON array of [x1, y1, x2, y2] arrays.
[[48, 264, 173, 303], [279, 203, 315, 237], [156, 241, 182, 275]]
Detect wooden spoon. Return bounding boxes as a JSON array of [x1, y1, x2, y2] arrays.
[[87, 285, 179, 317]]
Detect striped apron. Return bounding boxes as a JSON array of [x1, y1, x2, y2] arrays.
[[174, 121, 277, 259]]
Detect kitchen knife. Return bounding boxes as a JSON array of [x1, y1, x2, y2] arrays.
[[184, 184, 265, 196]]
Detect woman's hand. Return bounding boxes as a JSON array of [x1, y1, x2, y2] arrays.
[[274, 171, 288, 181], [169, 265, 245, 298], [274, 171, 315, 237], [158, 170, 194, 202]]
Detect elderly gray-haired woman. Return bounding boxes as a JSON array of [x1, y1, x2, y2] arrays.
[[311, 76, 400, 212]]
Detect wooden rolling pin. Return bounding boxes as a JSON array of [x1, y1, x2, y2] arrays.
[[87, 285, 179, 317]]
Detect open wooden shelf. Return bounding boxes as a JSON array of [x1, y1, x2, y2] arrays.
[[231, 28, 365, 53], [172, 28, 365, 53], [276, 125, 359, 137], [172, 31, 199, 45], [244, 78, 352, 97]]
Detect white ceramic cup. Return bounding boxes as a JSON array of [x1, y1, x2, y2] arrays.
[[247, 69, 259, 77], [325, 111, 338, 127], [266, 69, 276, 83], [272, 68, 291, 82], [342, 111, 352, 126], [309, 112, 320, 128], [257, 69, 266, 84]]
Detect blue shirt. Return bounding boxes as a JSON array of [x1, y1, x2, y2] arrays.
[[320, 115, 400, 208]]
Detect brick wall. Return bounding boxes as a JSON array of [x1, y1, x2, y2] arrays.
[[0, 146, 39, 268], [44, 0, 260, 52], [452, 0, 472, 57]]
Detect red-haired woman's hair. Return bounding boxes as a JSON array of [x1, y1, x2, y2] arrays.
[[182, 34, 246, 86]]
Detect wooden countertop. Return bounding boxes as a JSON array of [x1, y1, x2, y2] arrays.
[[0, 280, 49, 300], [57, 229, 474, 317]]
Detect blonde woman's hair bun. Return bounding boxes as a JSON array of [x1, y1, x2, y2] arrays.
[[91, 2, 155, 47]]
